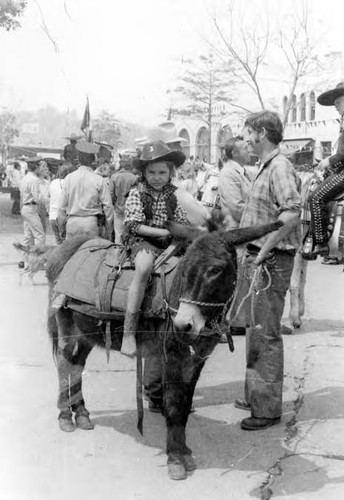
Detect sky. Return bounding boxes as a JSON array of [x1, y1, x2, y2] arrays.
[[1, 0, 344, 125]]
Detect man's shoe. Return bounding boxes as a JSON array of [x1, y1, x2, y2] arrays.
[[230, 327, 246, 335], [234, 399, 251, 411], [241, 416, 280, 430], [313, 243, 329, 256], [321, 256, 343, 265]]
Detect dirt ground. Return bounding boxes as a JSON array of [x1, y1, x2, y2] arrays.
[[1, 192, 344, 500]]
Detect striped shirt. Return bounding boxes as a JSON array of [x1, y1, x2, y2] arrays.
[[240, 149, 301, 250], [124, 182, 188, 232]]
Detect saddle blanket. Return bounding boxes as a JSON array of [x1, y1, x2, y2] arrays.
[[54, 238, 178, 320]]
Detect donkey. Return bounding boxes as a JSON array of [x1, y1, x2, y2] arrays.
[[46, 220, 282, 480]]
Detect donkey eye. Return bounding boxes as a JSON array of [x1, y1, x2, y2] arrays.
[[209, 267, 222, 275]]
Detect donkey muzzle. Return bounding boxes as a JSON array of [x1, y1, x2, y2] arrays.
[[173, 302, 206, 337]]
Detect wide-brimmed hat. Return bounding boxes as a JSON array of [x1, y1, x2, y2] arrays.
[[26, 156, 43, 164], [147, 122, 188, 146], [318, 82, 344, 106], [65, 133, 83, 141], [76, 141, 100, 154], [137, 140, 186, 169]]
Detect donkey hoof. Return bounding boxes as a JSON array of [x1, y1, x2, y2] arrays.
[[75, 413, 94, 430], [58, 412, 75, 433], [280, 325, 293, 335], [167, 454, 188, 480], [182, 454, 196, 471], [168, 461, 187, 480]]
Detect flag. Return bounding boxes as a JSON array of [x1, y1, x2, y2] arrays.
[[81, 97, 92, 141]]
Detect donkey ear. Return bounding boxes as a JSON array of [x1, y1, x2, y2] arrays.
[[224, 221, 283, 246], [166, 221, 203, 243]]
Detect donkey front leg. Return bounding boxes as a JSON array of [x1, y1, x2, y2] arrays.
[[163, 342, 193, 480], [163, 335, 218, 480]]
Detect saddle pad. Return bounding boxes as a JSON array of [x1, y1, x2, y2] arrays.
[[55, 239, 179, 319]]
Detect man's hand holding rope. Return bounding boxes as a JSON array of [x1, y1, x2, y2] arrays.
[[253, 211, 300, 266]]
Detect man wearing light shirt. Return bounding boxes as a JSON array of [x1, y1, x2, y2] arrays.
[[58, 141, 114, 240], [20, 157, 46, 248]]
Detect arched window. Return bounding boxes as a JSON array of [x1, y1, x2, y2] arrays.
[[291, 95, 297, 122], [300, 93, 306, 121], [309, 91, 316, 120], [282, 96, 288, 112], [196, 126, 210, 162], [282, 96, 289, 123], [178, 128, 190, 157]]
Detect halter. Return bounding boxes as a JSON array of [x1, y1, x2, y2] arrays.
[[179, 297, 228, 308], [165, 293, 234, 328]]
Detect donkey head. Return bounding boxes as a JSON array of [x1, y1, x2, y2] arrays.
[[168, 220, 283, 337]]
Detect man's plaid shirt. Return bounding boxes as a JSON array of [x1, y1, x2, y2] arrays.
[[240, 149, 301, 250], [124, 182, 188, 232]]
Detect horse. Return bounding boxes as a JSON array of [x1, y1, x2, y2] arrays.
[[46, 219, 281, 481], [287, 166, 344, 330]]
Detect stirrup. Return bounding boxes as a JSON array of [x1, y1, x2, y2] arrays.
[[301, 236, 317, 260]]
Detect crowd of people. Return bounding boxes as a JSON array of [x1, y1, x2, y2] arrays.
[[5, 79, 344, 431]]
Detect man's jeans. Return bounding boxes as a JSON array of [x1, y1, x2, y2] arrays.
[[237, 248, 294, 419]]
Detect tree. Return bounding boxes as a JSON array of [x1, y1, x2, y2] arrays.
[[171, 54, 246, 160], [0, 112, 19, 163], [92, 111, 123, 149], [0, 0, 27, 30], [209, 0, 321, 128]]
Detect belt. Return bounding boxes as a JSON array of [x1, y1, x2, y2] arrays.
[[247, 244, 295, 257], [24, 202, 37, 205]]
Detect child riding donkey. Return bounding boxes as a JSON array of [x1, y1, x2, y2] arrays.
[[121, 141, 188, 357]]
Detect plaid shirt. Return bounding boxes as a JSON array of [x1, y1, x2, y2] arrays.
[[240, 149, 301, 250], [124, 182, 188, 232]]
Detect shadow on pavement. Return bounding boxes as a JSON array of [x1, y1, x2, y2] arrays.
[[91, 381, 344, 498], [289, 318, 344, 335]]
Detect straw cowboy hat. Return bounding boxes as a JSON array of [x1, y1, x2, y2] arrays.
[[76, 141, 100, 154], [136, 140, 186, 169], [318, 82, 344, 106], [148, 122, 188, 145], [65, 133, 83, 141]]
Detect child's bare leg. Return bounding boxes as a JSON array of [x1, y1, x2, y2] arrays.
[[121, 250, 155, 357]]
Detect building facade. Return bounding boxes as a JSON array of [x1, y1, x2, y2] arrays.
[[171, 81, 342, 165]]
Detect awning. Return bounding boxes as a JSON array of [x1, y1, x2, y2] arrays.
[[280, 138, 314, 153]]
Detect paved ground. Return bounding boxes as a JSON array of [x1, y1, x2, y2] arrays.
[[0, 195, 344, 499]]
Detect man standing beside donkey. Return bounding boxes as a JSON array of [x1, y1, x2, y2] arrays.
[[234, 111, 301, 431]]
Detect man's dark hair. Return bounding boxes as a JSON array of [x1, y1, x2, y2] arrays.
[[244, 111, 283, 145], [27, 161, 41, 172], [224, 136, 244, 160], [59, 163, 71, 179], [78, 152, 96, 167]]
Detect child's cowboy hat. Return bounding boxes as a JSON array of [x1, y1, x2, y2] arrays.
[[136, 140, 186, 169], [318, 82, 344, 106]]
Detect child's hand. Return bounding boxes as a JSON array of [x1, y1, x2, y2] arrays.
[[159, 229, 170, 238]]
